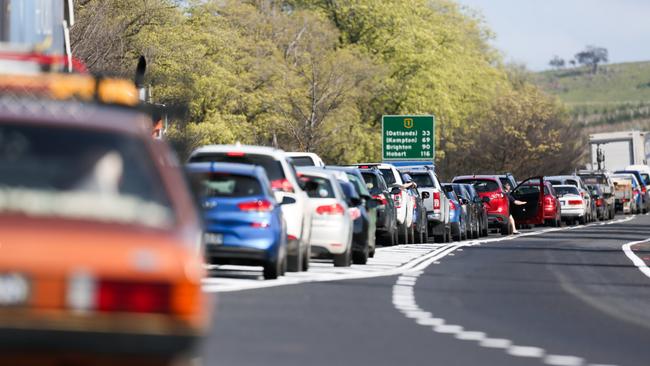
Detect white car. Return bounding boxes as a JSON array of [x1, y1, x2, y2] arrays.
[[297, 168, 353, 267], [398, 166, 451, 243], [286, 152, 325, 167], [352, 163, 414, 244], [554, 185, 587, 225], [189, 145, 314, 272], [546, 175, 594, 222]]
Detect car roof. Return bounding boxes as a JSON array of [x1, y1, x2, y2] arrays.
[[186, 162, 264, 176], [190, 144, 286, 158], [297, 166, 336, 178], [353, 163, 396, 169], [453, 175, 500, 181], [0, 97, 152, 137], [553, 184, 579, 189]]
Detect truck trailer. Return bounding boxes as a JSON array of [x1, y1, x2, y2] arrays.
[[589, 131, 650, 171]]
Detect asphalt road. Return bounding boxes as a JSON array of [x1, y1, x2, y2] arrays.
[[200, 215, 650, 366]]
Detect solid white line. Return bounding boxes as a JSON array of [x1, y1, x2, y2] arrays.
[[621, 239, 650, 279]]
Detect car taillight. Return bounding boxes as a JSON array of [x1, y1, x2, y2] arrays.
[[544, 196, 554, 206], [373, 195, 388, 206], [251, 222, 270, 228], [393, 194, 402, 208], [288, 234, 297, 241], [316, 203, 345, 215], [98, 280, 170, 314], [596, 199, 603, 207], [238, 200, 273, 212], [449, 200, 456, 210], [433, 191, 441, 209], [633, 189, 640, 196], [643, 186, 647, 194], [568, 200, 583, 206], [271, 178, 294, 193], [349, 207, 361, 220], [226, 151, 246, 157]]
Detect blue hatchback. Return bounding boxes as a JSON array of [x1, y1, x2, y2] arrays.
[[187, 162, 287, 280]]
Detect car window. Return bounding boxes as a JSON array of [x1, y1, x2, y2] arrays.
[[193, 173, 263, 198], [361, 172, 380, 193], [565, 179, 579, 187], [642, 173, 650, 185], [347, 173, 369, 196], [0, 123, 174, 227], [411, 173, 434, 188], [379, 168, 396, 185], [514, 185, 540, 195], [303, 176, 335, 198], [190, 153, 286, 181], [455, 179, 499, 193], [554, 186, 579, 196], [290, 156, 315, 167], [498, 177, 510, 187]]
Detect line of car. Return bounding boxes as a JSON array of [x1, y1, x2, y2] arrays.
[[187, 145, 649, 281]]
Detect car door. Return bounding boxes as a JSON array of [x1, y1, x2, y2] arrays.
[[511, 176, 545, 225]]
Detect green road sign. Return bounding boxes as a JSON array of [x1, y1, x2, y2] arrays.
[[382, 115, 435, 161]]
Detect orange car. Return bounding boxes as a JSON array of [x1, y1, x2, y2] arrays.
[[0, 97, 209, 364]]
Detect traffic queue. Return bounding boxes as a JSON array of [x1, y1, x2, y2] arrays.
[[188, 145, 646, 280]]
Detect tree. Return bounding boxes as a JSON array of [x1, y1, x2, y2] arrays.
[[575, 46, 608, 74], [549, 55, 565, 70]]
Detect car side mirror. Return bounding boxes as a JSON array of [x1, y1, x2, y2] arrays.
[[390, 187, 401, 195], [280, 196, 296, 205], [481, 196, 490, 203], [422, 192, 430, 199]]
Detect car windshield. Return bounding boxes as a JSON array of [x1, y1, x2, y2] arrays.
[[290, 156, 315, 167], [410, 173, 434, 188], [0, 123, 173, 227], [554, 186, 579, 196], [190, 153, 286, 181], [303, 176, 335, 198], [455, 179, 499, 193], [379, 168, 396, 185], [191, 173, 263, 198]]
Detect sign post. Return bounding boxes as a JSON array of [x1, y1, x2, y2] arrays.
[[382, 115, 435, 161]]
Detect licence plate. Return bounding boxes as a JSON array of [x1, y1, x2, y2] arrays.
[[560, 202, 565, 206], [0, 273, 29, 306], [204, 232, 224, 245]]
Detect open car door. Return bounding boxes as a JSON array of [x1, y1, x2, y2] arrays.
[[511, 176, 545, 225]]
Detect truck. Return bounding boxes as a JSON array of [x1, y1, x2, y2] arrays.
[[589, 131, 650, 171]]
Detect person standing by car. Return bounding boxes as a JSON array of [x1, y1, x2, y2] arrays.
[[504, 182, 526, 235]]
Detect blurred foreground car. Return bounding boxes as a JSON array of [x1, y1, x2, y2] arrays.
[[189, 145, 314, 272], [0, 98, 208, 363], [187, 162, 288, 280]]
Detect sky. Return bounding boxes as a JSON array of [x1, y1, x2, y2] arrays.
[[456, 0, 650, 71]]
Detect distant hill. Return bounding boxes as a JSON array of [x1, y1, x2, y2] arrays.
[[534, 61, 650, 133]]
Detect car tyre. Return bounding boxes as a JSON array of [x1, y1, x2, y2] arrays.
[[398, 224, 407, 245], [334, 249, 351, 267], [263, 259, 281, 280], [286, 247, 303, 273], [352, 246, 369, 265], [500, 222, 511, 236], [302, 245, 310, 272], [578, 215, 586, 225]]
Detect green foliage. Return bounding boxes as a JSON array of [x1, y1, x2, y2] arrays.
[[74, 0, 580, 172]]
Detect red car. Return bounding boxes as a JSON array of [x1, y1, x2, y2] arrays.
[[512, 179, 561, 227], [452, 175, 511, 234]]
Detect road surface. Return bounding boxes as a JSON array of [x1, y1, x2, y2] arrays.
[[200, 214, 650, 366]]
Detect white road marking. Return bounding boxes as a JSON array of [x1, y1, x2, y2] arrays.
[[621, 238, 650, 279], [390, 216, 635, 366]]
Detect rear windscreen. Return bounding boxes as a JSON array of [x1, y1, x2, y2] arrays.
[[347, 174, 369, 196], [190, 153, 285, 181], [362, 172, 380, 192], [290, 156, 315, 167], [303, 176, 335, 198], [192, 173, 263, 198], [579, 175, 607, 185], [554, 186, 579, 196], [455, 179, 499, 193], [411, 173, 434, 188], [379, 169, 396, 185]]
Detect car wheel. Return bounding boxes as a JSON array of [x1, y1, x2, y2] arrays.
[[263, 259, 281, 280], [334, 249, 351, 267], [500, 222, 511, 236], [578, 215, 586, 225], [414, 225, 422, 244], [302, 245, 310, 272], [286, 247, 303, 273], [352, 246, 369, 265]]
